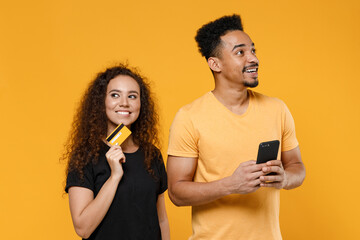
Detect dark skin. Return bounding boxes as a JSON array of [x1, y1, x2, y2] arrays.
[[167, 30, 305, 206]]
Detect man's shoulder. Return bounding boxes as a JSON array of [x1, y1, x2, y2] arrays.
[[251, 90, 286, 107], [178, 92, 212, 113]]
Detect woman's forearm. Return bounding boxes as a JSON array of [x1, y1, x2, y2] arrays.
[[69, 175, 121, 238]]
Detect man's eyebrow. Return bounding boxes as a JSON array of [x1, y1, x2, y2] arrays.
[[232, 43, 255, 51]]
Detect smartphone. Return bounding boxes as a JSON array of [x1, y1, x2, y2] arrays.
[[256, 140, 280, 164], [256, 140, 280, 175]]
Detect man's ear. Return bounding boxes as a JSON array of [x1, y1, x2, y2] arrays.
[[208, 57, 221, 73]]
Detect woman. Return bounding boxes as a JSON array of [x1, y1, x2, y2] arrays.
[[63, 64, 170, 239]]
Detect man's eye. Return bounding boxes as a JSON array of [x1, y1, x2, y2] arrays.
[[236, 50, 244, 55], [252, 49, 256, 54]]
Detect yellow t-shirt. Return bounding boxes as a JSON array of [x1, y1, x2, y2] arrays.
[[168, 90, 299, 240]]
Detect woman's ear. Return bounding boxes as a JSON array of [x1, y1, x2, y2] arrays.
[[207, 57, 221, 73]]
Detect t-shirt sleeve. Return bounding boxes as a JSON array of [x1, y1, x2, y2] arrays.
[[156, 153, 168, 195], [65, 163, 95, 193], [167, 108, 199, 158], [281, 102, 299, 151]]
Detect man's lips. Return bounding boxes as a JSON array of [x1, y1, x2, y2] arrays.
[[243, 64, 259, 73], [244, 68, 258, 73]]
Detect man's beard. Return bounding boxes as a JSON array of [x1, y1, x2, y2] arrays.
[[244, 79, 259, 88]]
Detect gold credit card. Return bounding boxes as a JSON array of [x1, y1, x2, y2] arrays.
[[106, 123, 131, 146]]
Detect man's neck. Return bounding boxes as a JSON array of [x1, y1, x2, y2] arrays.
[[212, 85, 250, 116]]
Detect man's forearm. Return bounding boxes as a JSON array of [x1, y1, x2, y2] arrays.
[[169, 177, 233, 206], [284, 162, 306, 190]]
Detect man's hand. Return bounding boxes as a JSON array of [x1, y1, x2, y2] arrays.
[[229, 160, 268, 194], [259, 160, 287, 189], [260, 147, 305, 190]]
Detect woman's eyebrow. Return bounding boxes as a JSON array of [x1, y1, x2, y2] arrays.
[[108, 89, 139, 94]]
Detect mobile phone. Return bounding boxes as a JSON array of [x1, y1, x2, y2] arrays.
[[256, 140, 280, 164], [256, 140, 280, 175]]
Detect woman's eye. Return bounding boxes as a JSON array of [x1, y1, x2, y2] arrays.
[[252, 49, 256, 54], [128, 95, 137, 99], [111, 93, 119, 98]]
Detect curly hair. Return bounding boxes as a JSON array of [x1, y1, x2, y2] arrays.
[[62, 63, 161, 180], [195, 14, 243, 60]]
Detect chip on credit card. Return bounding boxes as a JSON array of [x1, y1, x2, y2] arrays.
[[106, 123, 131, 146]]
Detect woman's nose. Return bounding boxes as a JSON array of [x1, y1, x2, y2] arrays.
[[119, 96, 129, 107]]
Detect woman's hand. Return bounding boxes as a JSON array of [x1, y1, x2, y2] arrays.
[[105, 143, 125, 180]]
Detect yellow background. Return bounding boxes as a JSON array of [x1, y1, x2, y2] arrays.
[[1, 0, 359, 239]]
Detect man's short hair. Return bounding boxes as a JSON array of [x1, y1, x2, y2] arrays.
[[195, 14, 243, 60]]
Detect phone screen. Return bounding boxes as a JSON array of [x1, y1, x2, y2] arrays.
[[256, 140, 280, 164]]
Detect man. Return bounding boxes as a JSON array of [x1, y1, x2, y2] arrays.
[[167, 14, 305, 240]]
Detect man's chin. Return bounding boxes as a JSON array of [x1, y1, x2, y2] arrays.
[[244, 79, 259, 88]]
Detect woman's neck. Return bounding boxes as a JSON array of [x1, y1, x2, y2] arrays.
[[120, 136, 139, 153]]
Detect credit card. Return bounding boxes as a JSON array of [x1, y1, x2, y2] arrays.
[[106, 123, 131, 146]]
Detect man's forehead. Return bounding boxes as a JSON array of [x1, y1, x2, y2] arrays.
[[220, 30, 253, 47]]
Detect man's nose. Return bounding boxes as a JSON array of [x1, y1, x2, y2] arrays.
[[247, 53, 259, 64]]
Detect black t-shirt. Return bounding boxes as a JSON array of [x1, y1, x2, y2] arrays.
[[66, 143, 167, 240]]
